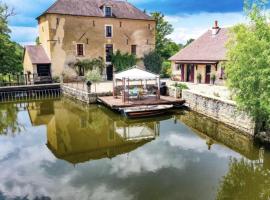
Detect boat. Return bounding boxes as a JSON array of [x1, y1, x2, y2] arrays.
[[120, 105, 173, 118]]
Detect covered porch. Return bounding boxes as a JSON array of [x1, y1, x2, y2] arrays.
[[172, 61, 225, 85]]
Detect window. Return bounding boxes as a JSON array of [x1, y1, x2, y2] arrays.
[[148, 24, 151, 29], [131, 45, 137, 55], [106, 44, 113, 62], [76, 44, 84, 56], [56, 18, 60, 26], [105, 25, 113, 38], [105, 6, 112, 17], [120, 21, 122, 27]]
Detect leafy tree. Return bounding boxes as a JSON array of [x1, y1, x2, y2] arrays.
[[184, 38, 195, 47], [0, 2, 23, 74], [151, 12, 174, 59], [217, 158, 270, 200], [161, 41, 180, 60], [86, 69, 102, 92], [225, 0, 270, 132], [143, 51, 163, 74], [111, 50, 137, 72]]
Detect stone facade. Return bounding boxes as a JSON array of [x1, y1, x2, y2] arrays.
[[182, 90, 256, 136], [37, 14, 155, 77]]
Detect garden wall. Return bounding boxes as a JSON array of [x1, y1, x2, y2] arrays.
[[182, 90, 256, 136], [62, 85, 112, 104]]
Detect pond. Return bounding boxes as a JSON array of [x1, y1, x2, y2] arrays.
[[0, 98, 270, 200]]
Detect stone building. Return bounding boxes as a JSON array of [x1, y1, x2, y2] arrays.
[[23, 0, 156, 80], [170, 21, 228, 85]]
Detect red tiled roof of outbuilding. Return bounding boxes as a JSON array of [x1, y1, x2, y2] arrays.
[[25, 45, 51, 64], [169, 28, 229, 62]]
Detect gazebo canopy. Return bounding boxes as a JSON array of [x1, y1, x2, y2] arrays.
[[115, 66, 159, 80]]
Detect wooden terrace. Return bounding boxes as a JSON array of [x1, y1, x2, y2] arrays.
[[98, 95, 185, 110]]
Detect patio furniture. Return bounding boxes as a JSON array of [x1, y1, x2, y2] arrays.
[[113, 66, 161, 103]]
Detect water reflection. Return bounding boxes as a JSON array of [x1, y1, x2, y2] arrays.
[[27, 99, 161, 164], [0, 98, 269, 200], [0, 103, 22, 136], [217, 157, 270, 200]]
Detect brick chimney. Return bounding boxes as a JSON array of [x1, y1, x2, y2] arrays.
[[212, 20, 220, 35]]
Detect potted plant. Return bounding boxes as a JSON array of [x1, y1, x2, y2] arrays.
[[211, 73, 216, 85], [196, 73, 202, 84], [86, 69, 102, 93]]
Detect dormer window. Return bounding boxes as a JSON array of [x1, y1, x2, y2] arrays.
[[105, 6, 112, 17]]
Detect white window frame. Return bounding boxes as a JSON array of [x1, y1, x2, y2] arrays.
[[105, 25, 113, 38], [104, 6, 112, 17], [76, 43, 85, 57]]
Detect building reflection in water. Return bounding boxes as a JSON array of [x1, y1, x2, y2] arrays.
[[27, 99, 162, 164]]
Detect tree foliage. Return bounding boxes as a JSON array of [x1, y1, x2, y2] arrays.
[[184, 38, 195, 47], [151, 12, 178, 60], [0, 2, 23, 74], [74, 57, 105, 75], [161, 41, 180, 60], [217, 158, 270, 200], [161, 60, 172, 78], [143, 51, 163, 74], [111, 50, 137, 72], [225, 0, 270, 132]]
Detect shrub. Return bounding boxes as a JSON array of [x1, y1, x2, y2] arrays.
[[86, 69, 102, 93], [74, 57, 105, 75], [196, 73, 202, 83], [111, 50, 137, 72], [143, 51, 163, 74], [211, 73, 216, 84], [161, 61, 172, 78], [52, 76, 60, 83]]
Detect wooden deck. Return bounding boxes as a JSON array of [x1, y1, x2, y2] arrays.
[[98, 96, 185, 109]]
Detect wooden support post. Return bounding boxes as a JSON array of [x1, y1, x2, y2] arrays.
[[157, 77, 161, 100]]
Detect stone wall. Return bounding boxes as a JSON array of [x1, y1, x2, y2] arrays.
[[62, 85, 112, 104], [182, 90, 256, 136]]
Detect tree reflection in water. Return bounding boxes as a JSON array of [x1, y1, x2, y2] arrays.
[[217, 158, 270, 200], [0, 104, 21, 136]]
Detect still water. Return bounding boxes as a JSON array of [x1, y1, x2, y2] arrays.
[[0, 98, 270, 200]]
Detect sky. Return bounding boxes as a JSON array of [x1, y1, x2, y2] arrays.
[[3, 0, 249, 46]]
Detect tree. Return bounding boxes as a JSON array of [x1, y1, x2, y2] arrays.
[[151, 12, 174, 59], [86, 69, 102, 93], [0, 2, 23, 74], [111, 50, 137, 72], [184, 38, 195, 47], [143, 51, 163, 74], [161, 60, 172, 78], [161, 41, 180, 60], [225, 0, 270, 133]]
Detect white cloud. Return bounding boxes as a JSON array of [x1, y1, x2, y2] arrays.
[[9, 26, 38, 46], [165, 12, 248, 44]]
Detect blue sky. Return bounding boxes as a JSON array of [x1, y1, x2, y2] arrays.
[[3, 0, 248, 45]]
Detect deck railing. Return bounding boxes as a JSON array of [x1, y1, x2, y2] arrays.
[[0, 88, 61, 103], [0, 73, 53, 87]]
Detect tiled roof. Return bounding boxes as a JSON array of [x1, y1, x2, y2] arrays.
[[169, 28, 229, 62], [25, 45, 51, 64], [38, 0, 153, 21]]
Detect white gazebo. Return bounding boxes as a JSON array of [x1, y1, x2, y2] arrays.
[[113, 66, 161, 103]]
